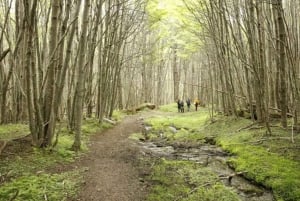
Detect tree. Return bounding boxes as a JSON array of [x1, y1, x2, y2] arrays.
[[72, 0, 90, 150]]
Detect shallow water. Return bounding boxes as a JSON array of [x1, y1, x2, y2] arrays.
[[139, 141, 273, 201]]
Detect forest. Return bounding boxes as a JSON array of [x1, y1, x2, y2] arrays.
[[0, 0, 299, 200]]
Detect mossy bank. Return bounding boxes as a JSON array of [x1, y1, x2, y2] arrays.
[[0, 117, 113, 201], [134, 103, 300, 201]]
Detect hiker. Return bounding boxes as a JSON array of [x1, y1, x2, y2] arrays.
[[180, 100, 184, 113], [194, 99, 200, 111], [186, 98, 191, 112]]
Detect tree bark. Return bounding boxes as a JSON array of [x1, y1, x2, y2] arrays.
[[72, 0, 90, 151]]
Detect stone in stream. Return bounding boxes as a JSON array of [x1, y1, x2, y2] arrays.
[[138, 140, 274, 201], [142, 126, 152, 140]]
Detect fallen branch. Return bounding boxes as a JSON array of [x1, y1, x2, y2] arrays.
[[225, 139, 267, 146], [269, 107, 293, 117], [248, 126, 265, 130], [237, 123, 256, 132], [261, 137, 298, 141]]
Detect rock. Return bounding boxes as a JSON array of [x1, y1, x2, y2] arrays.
[[169, 126, 177, 133]]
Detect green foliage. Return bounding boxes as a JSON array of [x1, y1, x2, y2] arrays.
[[0, 170, 82, 201], [129, 132, 145, 141], [0, 117, 113, 201], [112, 110, 126, 122], [146, 0, 203, 59], [203, 116, 300, 200], [147, 159, 239, 201], [147, 111, 208, 130], [144, 106, 300, 201], [0, 145, 76, 181], [82, 118, 112, 135], [223, 144, 300, 201], [159, 103, 178, 112], [213, 122, 300, 201], [54, 134, 79, 160], [0, 124, 29, 140], [147, 104, 209, 141]]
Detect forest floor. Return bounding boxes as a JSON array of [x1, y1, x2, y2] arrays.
[[0, 105, 299, 201], [73, 113, 149, 201]]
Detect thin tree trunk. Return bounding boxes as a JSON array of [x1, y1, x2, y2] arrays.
[[72, 0, 90, 151]]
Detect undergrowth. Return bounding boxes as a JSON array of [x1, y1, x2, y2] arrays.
[[0, 124, 29, 140], [0, 117, 111, 201], [147, 159, 239, 201], [211, 117, 300, 201], [0, 170, 83, 201], [141, 103, 300, 201]]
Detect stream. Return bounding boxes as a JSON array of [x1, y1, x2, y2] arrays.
[[137, 137, 274, 201]]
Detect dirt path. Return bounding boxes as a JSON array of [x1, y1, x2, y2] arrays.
[[74, 115, 147, 201]]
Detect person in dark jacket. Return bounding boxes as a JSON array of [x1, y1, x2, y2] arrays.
[[180, 100, 184, 113], [186, 98, 191, 112], [194, 99, 200, 111]]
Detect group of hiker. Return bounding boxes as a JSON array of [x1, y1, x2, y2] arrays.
[[177, 98, 200, 113]]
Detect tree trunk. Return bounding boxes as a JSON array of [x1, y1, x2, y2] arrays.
[[273, 0, 288, 128], [72, 0, 90, 151], [42, 0, 60, 146]]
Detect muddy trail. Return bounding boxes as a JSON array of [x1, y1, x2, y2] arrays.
[[73, 111, 274, 201], [73, 115, 147, 201]]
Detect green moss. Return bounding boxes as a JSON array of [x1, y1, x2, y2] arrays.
[[0, 170, 82, 201], [146, 109, 208, 133], [147, 159, 239, 201], [0, 146, 77, 181], [0, 124, 29, 140], [129, 132, 145, 141], [182, 183, 240, 201], [158, 103, 179, 112], [144, 106, 300, 201], [224, 144, 300, 201], [201, 117, 300, 201], [144, 108, 210, 144], [0, 117, 114, 201], [112, 110, 126, 121], [82, 118, 112, 135]]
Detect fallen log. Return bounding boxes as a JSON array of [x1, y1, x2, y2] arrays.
[[125, 103, 156, 114], [103, 118, 116, 125], [135, 103, 156, 111]]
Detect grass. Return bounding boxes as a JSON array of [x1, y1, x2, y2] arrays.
[[146, 103, 209, 134], [0, 170, 83, 201], [147, 159, 239, 201], [0, 124, 29, 140], [0, 117, 112, 201], [139, 104, 241, 200], [141, 103, 300, 201], [197, 115, 300, 200]]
